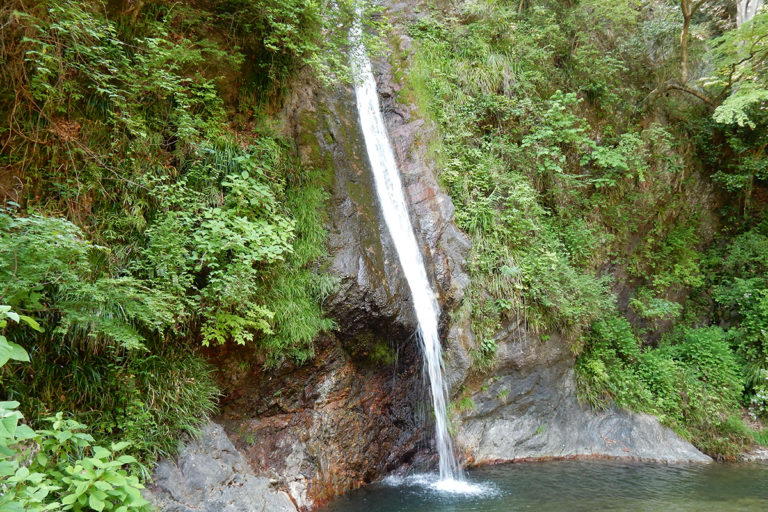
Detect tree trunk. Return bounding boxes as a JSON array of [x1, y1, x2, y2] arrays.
[[680, 0, 692, 84]]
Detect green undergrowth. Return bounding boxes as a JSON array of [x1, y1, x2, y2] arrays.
[[1, 308, 151, 511], [0, 0, 364, 490], [404, 2, 695, 349], [405, 1, 768, 457], [575, 318, 749, 458], [752, 428, 768, 447]]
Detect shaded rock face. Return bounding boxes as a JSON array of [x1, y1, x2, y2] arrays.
[[211, 335, 431, 511], [144, 422, 297, 512], [200, 47, 471, 510], [180, 29, 471, 507], [280, 71, 470, 344], [738, 0, 764, 26], [373, 57, 471, 315], [453, 324, 710, 464]]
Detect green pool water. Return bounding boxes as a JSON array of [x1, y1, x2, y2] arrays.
[[320, 460, 768, 511]]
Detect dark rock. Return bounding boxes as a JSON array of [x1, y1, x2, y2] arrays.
[[374, 54, 472, 315], [210, 336, 429, 510], [204, 38, 472, 506], [144, 422, 296, 512], [283, 75, 417, 341]]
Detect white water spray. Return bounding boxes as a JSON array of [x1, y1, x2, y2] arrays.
[[351, 24, 464, 487]]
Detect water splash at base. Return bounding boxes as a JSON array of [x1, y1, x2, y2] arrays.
[[382, 473, 494, 497]]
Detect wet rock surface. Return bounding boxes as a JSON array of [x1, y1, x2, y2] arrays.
[[374, 56, 471, 314], [204, 44, 471, 509], [283, 76, 416, 341], [144, 422, 297, 512], [280, 66, 470, 345], [210, 335, 429, 511]]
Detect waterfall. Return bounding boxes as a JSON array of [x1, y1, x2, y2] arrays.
[[351, 27, 462, 484], [738, 0, 764, 26]]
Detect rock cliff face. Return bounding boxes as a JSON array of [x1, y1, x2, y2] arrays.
[[188, 62, 472, 511], [148, 4, 710, 512], [208, 335, 428, 511]]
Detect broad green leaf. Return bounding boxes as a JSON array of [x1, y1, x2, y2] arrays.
[[15, 424, 35, 440], [19, 315, 43, 332], [8, 342, 30, 362], [110, 441, 130, 451], [115, 455, 136, 464], [61, 493, 78, 505], [92, 446, 111, 459], [0, 460, 18, 476], [89, 493, 105, 512]]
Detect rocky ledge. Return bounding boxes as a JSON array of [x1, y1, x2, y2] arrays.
[[450, 327, 711, 464], [740, 448, 768, 464]]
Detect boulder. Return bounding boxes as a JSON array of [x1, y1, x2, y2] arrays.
[[455, 329, 710, 463], [144, 422, 297, 512]]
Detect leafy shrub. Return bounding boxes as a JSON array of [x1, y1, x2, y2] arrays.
[[708, 225, 768, 420], [1, 0, 343, 477], [629, 289, 683, 321], [403, 3, 699, 363], [4, 338, 219, 474], [0, 407, 150, 512], [213, 0, 382, 91], [0, 210, 179, 352], [750, 370, 768, 421], [0, 211, 219, 471], [1, 307, 149, 511], [576, 319, 748, 458]]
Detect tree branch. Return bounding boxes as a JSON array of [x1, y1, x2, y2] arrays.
[[665, 83, 717, 105], [639, 80, 716, 109]]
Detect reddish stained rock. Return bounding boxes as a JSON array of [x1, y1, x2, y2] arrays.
[[405, 181, 437, 206], [207, 335, 430, 511]]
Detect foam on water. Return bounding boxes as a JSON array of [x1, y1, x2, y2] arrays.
[[382, 473, 494, 497]]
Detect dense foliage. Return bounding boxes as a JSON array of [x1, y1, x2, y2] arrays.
[[1, 309, 150, 511], [0, 0, 370, 496], [402, 0, 768, 457]]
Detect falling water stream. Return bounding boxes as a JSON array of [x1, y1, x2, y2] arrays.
[[343, 14, 768, 512], [351, 24, 470, 492]]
